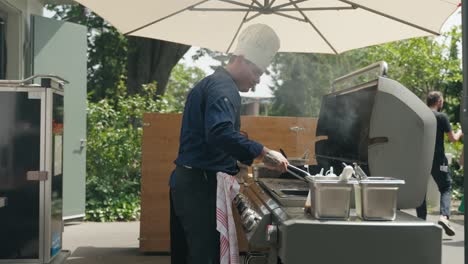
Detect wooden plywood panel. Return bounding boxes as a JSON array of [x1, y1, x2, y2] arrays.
[[240, 116, 299, 157], [140, 113, 181, 252], [139, 113, 249, 253], [296, 117, 318, 165], [241, 116, 317, 162], [139, 113, 318, 253]]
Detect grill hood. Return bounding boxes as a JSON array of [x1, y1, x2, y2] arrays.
[[315, 77, 436, 209]]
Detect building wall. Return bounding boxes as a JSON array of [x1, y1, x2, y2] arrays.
[[0, 0, 43, 79], [0, 1, 87, 219]]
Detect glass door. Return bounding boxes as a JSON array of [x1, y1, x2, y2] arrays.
[[0, 91, 42, 260], [49, 92, 64, 258]]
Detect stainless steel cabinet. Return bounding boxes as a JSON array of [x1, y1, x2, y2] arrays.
[[0, 76, 66, 264]]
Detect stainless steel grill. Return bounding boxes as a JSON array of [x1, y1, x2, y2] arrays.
[[235, 62, 442, 264]]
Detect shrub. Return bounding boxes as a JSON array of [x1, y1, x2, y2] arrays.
[[85, 82, 174, 221], [445, 123, 464, 200], [85, 65, 205, 221]]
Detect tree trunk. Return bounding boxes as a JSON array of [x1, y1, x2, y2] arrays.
[[127, 36, 190, 97]]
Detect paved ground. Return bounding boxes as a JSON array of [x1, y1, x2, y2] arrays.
[[62, 211, 464, 264], [404, 210, 465, 264], [63, 221, 169, 264]]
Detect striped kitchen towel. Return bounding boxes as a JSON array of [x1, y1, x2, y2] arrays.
[[216, 172, 240, 264]]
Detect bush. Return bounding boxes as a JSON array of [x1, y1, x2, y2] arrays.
[[85, 65, 205, 222], [85, 82, 175, 221], [445, 123, 464, 200]]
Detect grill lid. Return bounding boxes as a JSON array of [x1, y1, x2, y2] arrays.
[[315, 83, 378, 170], [314, 62, 436, 208]]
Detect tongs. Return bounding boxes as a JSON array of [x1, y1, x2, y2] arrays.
[[265, 150, 311, 182], [353, 163, 368, 180], [286, 164, 311, 182]]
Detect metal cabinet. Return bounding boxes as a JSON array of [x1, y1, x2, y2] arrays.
[[0, 76, 68, 264]]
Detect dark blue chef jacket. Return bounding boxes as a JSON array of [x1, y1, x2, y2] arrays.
[[170, 67, 264, 187]]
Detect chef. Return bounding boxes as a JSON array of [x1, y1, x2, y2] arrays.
[[169, 24, 288, 264]]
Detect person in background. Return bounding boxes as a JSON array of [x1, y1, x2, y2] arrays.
[[416, 91, 463, 236], [169, 24, 288, 264]]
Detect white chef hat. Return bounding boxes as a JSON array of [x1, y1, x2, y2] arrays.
[[233, 24, 280, 71]]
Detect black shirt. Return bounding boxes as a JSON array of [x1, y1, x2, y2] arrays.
[[433, 110, 452, 167]]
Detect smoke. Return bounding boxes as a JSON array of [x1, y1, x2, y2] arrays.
[[317, 86, 377, 162]]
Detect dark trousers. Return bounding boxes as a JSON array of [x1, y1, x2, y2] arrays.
[[170, 166, 220, 264], [416, 168, 452, 220]]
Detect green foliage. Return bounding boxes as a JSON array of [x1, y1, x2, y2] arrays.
[[445, 123, 464, 199], [46, 4, 128, 102], [164, 64, 206, 112], [85, 63, 202, 221], [86, 82, 166, 221], [361, 26, 462, 121], [269, 51, 367, 117], [269, 26, 462, 121]]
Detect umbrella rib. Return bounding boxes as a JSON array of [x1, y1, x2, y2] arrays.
[[272, 11, 307, 22], [219, 0, 257, 9], [339, 0, 440, 35], [124, 0, 210, 35], [252, 0, 263, 7], [225, 2, 254, 53], [191, 8, 255, 11], [289, 0, 339, 54], [191, 6, 355, 12], [278, 6, 356, 11], [272, 0, 309, 10], [245, 12, 262, 22]]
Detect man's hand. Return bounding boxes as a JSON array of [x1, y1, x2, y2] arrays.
[[448, 129, 463, 142], [260, 147, 288, 173]]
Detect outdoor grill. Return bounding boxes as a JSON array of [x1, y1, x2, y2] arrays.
[[235, 62, 443, 264]]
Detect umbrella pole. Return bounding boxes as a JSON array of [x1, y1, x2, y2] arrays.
[[462, 0, 468, 255]]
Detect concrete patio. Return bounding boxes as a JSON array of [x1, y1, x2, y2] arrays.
[[62, 210, 464, 264]]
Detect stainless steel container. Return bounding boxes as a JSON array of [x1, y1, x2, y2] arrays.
[[306, 176, 357, 220], [354, 177, 405, 221]]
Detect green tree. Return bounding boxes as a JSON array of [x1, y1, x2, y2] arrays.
[[269, 51, 366, 117], [46, 4, 128, 101], [361, 26, 462, 120], [86, 82, 164, 221], [85, 63, 204, 221], [127, 37, 189, 97], [269, 26, 462, 120], [46, 4, 189, 101], [164, 64, 206, 112]]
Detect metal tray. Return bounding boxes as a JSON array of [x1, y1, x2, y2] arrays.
[[354, 177, 405, 221], [306, 176, 358, 220]]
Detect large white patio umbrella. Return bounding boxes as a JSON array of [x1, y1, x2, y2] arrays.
[[73, 0, 458, 54]]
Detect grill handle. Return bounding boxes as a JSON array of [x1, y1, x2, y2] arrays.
[[0, 197, 7, 208], [331, 61, 388, 92]]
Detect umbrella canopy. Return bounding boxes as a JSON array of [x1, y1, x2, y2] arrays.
[[74, 0, 458, 54]]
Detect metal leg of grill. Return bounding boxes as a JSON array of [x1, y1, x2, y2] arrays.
[[267, 247, 279, 264]]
